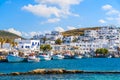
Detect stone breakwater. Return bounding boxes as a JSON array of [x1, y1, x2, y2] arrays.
[[1, 69, 120, 76], [0, 69, 84, 76]]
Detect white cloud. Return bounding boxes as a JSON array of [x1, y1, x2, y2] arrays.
[[67, 26, 76, 30], [29, 32, 41, 37], [102, 4, 112, 10], [99, 19, 106, 24], [22, 4, 61, 18], [35, 0, 81, 7], [101, 4, 120, 24], [22, 0, 82, 23], [22, 32, 29, 37], [55, 27, 65, 32], [5, 28, 42, 38], [5, 28, 22, 36], [102, 4, 119, 15], [106, 9, 119, 15], [23, 31, 41, 37]]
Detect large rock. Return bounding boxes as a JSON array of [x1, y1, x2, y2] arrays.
[[46, 69, 64, 74], [10, 72, 20, 75], [31, 69, 46, 74], [2, 69, 85, 76]]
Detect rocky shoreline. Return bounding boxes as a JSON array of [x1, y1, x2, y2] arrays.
[[1, 69, 120, 76]]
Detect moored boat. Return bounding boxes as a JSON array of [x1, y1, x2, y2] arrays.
[[7, 51, 25, 62], [52, 54, 64, 60], [27, 53, 40, 62], [74, 55, 83, 59], [39, 53, 51, 61], [64, 53, 72, 59]]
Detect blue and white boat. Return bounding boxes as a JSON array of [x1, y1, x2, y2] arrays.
[[52, 54, 64, 60], [7, 52, 25, 62], [74, 55, 83, 59], [39, 53, 51, 61], [64, 53, 72, 59]]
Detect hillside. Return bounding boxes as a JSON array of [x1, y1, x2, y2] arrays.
[[0, 30, 23, 40], [62, 27, 100, 36]]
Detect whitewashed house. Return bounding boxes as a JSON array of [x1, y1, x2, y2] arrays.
[[33, 34, 44, 40], [63, 36, 75, 44], [51, 31, 63, 40], [84, 30, 98, 38], [2, 43, 11, 50], [45, 40, 55, 45], [15, 38, 40, 51]]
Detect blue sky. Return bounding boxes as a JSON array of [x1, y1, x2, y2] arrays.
[[0, 0, 120, 38]]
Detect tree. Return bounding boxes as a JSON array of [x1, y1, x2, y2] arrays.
[[0, 38, 6, 48], [10, 42, 18, 47], [42, 37, 47, 43], [55, 38, 62, 45], [95, 48, 108, 55], [40, 44, 52, 52], [72, 38, 78, 42]]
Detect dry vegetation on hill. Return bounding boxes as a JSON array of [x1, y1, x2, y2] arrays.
[[62, 27, 100, 36]]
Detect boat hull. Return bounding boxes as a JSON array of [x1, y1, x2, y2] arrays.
[[52, 55, 64, 60], [74, 56, 82, 59], [7, 55, 24, 62], [39, 55, 51, 60], [27, 58, 40, 62], [64, 55, 72, 59]]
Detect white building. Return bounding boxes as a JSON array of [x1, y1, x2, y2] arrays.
[[45, 40, 55, 45], [33, 34, 44, 40], [15, 39, 40, 51], [2, 43, 11, 50], [63, 36, 75, 44], [84, 30, 98, 37]]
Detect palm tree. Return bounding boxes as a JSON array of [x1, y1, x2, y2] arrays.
[[40, 44, 52, 52], [0, 38, 6, 48], [10, 41, 18, 48]]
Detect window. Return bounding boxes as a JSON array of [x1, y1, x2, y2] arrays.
[[25, 46, 30, 48], [32, 42, 34, 46], [21, 46, 23, 48]]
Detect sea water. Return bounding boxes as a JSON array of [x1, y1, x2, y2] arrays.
[[0, 73, 120, 80], [0, 58, 120, 80]]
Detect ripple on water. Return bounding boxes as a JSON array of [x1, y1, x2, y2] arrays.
[[0, 73, 120, 80]]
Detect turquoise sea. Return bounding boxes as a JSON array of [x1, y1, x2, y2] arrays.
[[1, 58, 120, 80], [1, 73, 120, 80]]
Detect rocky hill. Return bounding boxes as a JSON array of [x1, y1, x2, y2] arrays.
[[62, 27, 100, 36], [0, 30, 23, 40]]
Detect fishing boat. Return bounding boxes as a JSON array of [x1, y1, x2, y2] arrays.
[[27, 53, 40, 62], [7, 51, 25, 62], [52, 54, 64, 60], [64, 53, 72, 59], [39, 53, 51, 61], [83, 53, 91, 58], [74, 54, 83, 59]]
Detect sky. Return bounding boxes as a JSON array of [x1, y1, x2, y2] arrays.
[[0, 0, 120, 38]]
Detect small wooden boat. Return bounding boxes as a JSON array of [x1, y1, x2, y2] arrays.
[[27, 53, 40, 62]]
